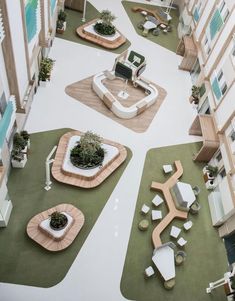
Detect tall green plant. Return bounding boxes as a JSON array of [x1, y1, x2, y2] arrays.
[[39, 58, 55, 81]]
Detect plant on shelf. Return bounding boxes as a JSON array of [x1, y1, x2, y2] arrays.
[[39, 58, 55, 82], [70, 131, 106, 169], [207, 164, 218, 178], [11, 132, 29, 168], [56, 9, 67, 34], [11, 147, 25, 162], [94, 10, 116, 36], [191, 85, 200, 104], [49, 211, 68, 230], [13, 132, 27, 150]]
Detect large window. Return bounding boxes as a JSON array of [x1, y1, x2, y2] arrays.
[[211, 70, 227, 103]]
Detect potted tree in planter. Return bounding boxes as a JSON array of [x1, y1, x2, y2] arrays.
[[56, 10, 67, 34], [39, 58, 55, 86], [11, 132, 30, 168], [49, 211, 68, 230], [70, 131, 106, 169], [94, 10, 116, 36]]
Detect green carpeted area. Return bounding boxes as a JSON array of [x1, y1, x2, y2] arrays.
[[56, 3, 131, 53], [0, 129, 132, 287], [122, 1, 180, 53], [121, 142, 227, 301]]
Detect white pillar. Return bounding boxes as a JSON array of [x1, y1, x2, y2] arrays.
[[44, 146, 57, 191], [82, 0, 87, 23]]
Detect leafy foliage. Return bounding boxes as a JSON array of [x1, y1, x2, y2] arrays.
[[94, 10, 116, 36], [49, 211, 68, 229], [70, 131, 105, 168], [39, 58, 55, 81]]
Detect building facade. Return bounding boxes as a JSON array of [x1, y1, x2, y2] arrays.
[[178, 0, 235, 237], [0, 0, 59, 226]]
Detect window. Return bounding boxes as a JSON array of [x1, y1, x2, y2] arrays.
[[219, 167, 226, 179], [216, 151, 222, 162], [230, 130, 235, 142], [211, 69, 227, 102]]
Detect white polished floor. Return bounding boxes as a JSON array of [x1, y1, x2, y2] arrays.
[[0, 1, 201, 300]]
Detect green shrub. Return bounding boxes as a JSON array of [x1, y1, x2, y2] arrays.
[[70, 131, 105, 168], [58, 9, 67, 22], [39, 58, 55, 81], [94, 10, 116, 36]]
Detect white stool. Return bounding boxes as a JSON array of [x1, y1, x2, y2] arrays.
[[170, 226, 181, 238], [151, 210, 162, 221], [144, 266, 155, 277], [183, 221, 193, 230], [177, 237, 187, 247], [163, 164, 173, 173], [152, 195, 164, 207], [141, 204, 150, 214]]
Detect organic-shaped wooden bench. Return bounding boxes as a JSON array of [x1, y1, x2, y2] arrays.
[[151, 160, 188, 248]]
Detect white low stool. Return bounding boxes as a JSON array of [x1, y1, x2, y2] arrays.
[[170, 226, 181, 239], [163, 164, 173, 174], [141, 204, 150, 214], [177, 237, 187, 247], [152, 210, 162, 221], [183, 221, 193, 231], [145, 266, 155, 277], [152, 195, 164, 207]]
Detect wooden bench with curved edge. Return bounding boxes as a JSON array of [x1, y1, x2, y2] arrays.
[[27, 203, 85, 252], [76, 19, 126, 49], [150, 160, 188, 248], [132, 6, 169, 26]]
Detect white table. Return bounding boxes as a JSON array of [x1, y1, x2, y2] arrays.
[[152, 246, 175, 281], [170, 225, 181, 238], [141, 204, 150, 214], [143, 21, 157, 30], [176, 181, 196, 208], [152, 210, 162, 221], [177, 237, 187, 247], [163, 164, 173, 173], [152, 195, 164, 207], [145, 266, 155, 277]]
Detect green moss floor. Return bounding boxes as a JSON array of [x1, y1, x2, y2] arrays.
[[0, 129, 132, 287], [121, 142, 227, 301], [122, 1, 180, 53], [56, 3, 131, 54]]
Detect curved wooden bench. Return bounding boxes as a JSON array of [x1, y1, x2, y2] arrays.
[[151, 160, 188, 248]]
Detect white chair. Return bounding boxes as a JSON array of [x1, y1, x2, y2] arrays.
[[183, 221, 193, 231], [163, 164, 173, 174], [144, 266, 155, 278], [177, 237, 187, 247], [152, 210, 162, 221], [152, 195, 164, 207], [170, 226, 181, 238], [141, 204, 150, 214]]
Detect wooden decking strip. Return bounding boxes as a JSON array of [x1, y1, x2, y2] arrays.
[[76, 19, 126, 49], [27, 204, 85, 252], [51, 131, 127, 188], [150, 160, 188, 248]]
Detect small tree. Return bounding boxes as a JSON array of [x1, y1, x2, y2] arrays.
[[100, 10, 116, 26]]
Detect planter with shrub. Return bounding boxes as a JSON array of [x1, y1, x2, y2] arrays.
[[49, 211, 68, 230], [39, 57, 55, 85], [70, 131, 106, 169], [94, 10, 116, 36], [56, 10, 67, 34], [11, 131, 30, 168]]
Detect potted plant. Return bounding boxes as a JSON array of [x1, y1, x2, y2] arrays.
[[11, 147, 27, 168], [94, 10, 116, 36], [189, 85, 200, 104], [70, 131, 106, 169], [39, 58, 55, 86], [49, 211, 68, 230], [207, 165, 218, 178], [20, 130, 30, 149], [56, 10, 67, 34]]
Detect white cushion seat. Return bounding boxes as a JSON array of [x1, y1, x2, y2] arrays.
[[152, 210, 162, 221], [177, 237, 187, 247], [145, 266, 155, 277], [163, 164, 173, 173], [170, 226, 181, 238], [141, 204, 150, 214], [183, 221, 193, 230], [152, 195, 164, 207]]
